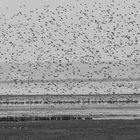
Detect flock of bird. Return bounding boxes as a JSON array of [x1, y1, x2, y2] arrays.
[[0, 0, 140, 95]]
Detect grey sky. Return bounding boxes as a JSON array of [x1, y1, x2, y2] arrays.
[[0, 0, 140, 62], [0, 0, 140, 81], [0, 0, 140, 95]]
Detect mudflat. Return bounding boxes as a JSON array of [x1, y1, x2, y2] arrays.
[[0, 120, 140, 140]]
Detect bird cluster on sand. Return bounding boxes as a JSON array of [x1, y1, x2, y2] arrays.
[[0, 0, 140, 95]]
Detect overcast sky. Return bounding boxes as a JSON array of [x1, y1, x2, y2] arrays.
[[0, 0, 140, 62], [0, 0, 140, 95], [0, 0, 140, 81]]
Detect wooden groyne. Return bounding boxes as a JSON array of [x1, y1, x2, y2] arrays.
[[0, 115, 93, 122], [0, 94, 139, 106]]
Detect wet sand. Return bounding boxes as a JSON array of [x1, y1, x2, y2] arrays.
[[0, 119, 140, 140]]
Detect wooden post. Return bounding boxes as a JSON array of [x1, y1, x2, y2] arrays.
[[60, 116, 62, 120]]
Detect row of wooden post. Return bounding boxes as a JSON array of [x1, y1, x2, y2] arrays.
[[0, 99, 138, 106], [0, 116, 93, 122]]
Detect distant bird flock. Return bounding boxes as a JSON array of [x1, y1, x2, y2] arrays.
[[0, 0, 140, 95]]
